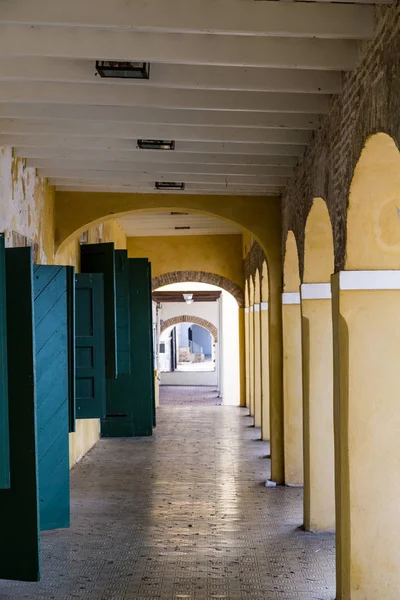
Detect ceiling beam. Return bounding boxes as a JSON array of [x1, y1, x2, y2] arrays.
[[0, 58, 343, 94], [54, 183, 284, 195], [3, 136, 307, 155], [0, 120, 312, 144], [15, 147, 300, 167], [26, 159, 294, 177], [0, 103, 320, 130], [0, 26, 359, 70], [43, 170, 289, 186], [0, 82, 331, 113], [0, 0, 376, 39]]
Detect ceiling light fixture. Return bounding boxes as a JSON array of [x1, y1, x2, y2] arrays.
[[95, 61, 150, 79], [138, 139, 175, 151], [183, 293, 194, 305], [155, 182, 185, 191]]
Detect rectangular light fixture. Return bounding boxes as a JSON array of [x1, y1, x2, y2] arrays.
[[95, 61, 150, 79], [138, 139, 175, 151], [155, 182, 185, 191]]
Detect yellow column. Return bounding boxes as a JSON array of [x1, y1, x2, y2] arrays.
[[282, 292, 303, 486], [244, 306, 250, 409], [301, 283, 335, 531], [238, 307, 246, 407], [260, 301, 270, 441], [249, 304, 255, 417], [253, 302, 262, 428], [332, 271, 400, 599]]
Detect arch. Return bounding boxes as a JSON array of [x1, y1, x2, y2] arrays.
[[153, 271, 244, 307], [245, 279, 249, 308], [283, 231, 300, 292], [346, 132, 400, 270], [160, 315, 218, 342], [304, 198, 334, 283], [261, 260, 269, 302]]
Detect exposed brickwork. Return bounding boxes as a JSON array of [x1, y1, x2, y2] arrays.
[[160, 315, 218, 341], [153, 270, 244, 307], [244, 241, 268, 301], [282, 4, 400, 277]]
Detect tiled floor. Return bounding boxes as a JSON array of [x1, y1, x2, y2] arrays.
[[160, 385, 222, 406], [0, 401, 335, 600]]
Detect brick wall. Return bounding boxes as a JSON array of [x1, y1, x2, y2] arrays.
[[282, 4, 400, 277]]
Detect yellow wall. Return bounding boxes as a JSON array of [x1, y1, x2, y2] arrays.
[[127, 234, 244, 290], [347, 132, 400, 270], [253, 269, 262, 428], [304, 198, 334, 283], [0, 148, 127, 469], [260, 261, 270, 441]]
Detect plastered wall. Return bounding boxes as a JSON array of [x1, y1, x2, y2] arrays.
[[0, 146, 127, 468]]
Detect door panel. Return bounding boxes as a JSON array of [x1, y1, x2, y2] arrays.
[[130, 259, 154, 437], [33, 265, 70, 532], [75, 273, 106, 419], [0, 234, 10, 489], [0, 247, 40, 582], [81, 243, 117, 379], [66, 266, 76, 433], [148, 262, 156, 428], [102, 250, 132, 437]]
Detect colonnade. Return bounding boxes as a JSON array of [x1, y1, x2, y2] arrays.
[[244, 133, 400, 599]]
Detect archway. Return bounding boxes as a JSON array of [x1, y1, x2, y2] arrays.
[[282, 231, 303, 486], [161, 315, 218, 341], [154, 271, 244, 307], [332, 133, 400, 599], [301, 198, 335, 532], [55, 194, 284, 483], [244, 280, 250, 410]]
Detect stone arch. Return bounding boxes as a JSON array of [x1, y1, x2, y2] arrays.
[[153, 271, 244, 307], [160, 315, 218, 342], [304, 198, 334, 283], [254, 268, 261, 305], [283, 231, 301, 292], [346, 132, 400, 270]]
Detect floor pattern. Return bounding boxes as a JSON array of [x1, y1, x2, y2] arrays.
[[160, 385, 222, 406], [0, 405, 335, 599]]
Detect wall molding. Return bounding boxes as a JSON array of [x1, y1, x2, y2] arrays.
[[339, 270, 400, 290], [282, 292, 300, 305], [301, 283, 332, 300], [261, 301, 269, 311]]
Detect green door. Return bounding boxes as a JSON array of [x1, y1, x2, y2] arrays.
[[102, 250, 132, 437], [130, 259, 154, 437], [33, 265, 70, 532], [102, 256, 154, 437], [81, 243, 117, 379], [0, 234, 10, 489], [66, 266, 76, 433], [0, 247, 40, 582], [75, 273, 106, 419]]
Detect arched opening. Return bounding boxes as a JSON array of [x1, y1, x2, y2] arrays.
[[301, 198, 335, 532], [153, 271, 244, 306], [154, 280, 240, 407], [248, 276, 255, 418], [244, 280, 250, 410], [282, 231, 303, 486], [346, 132, 400, 269]]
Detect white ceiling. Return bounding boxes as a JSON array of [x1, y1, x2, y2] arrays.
[[117, 211, 242, 236], [0, 0, 389, 196]]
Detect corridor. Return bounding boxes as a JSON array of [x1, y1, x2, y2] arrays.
[[0, 406, 334, 600]]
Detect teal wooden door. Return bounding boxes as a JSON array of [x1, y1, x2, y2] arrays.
[[81, 243, 117, 379], [148, 262, 156, 428], [0, 247, 40, 581], [66, 266, 76, 433], [75, 273, 106, 419], [33, 265, 70, 532], [102, 250, 132, 437], [0, 234, 10, 489], [130, 259, 154, 436]]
